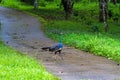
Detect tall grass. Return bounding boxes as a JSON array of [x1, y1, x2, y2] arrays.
[[0, 40, 59, 80]]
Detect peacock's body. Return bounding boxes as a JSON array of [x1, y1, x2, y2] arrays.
[[41, 33, 63, 55]]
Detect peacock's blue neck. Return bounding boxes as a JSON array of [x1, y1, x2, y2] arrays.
[[59, 34, 62, 43]]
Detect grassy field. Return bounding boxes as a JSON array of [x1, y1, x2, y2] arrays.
[[1, 0, 120, 64], [0, 40, 59, 80]]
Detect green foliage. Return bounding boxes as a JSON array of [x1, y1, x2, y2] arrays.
[[81, 0, 90, 4], [1, 0, 21, 8], [118, 0, 120, 3], [39, 0, 47, 7], [108, 3, 120, 15], [0, 41, 59, 80]]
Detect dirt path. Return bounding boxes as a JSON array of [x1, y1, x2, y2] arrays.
[[1, 6, 120, 80]]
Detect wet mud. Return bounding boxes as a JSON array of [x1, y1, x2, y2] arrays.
[[0, 6, 120, 80]]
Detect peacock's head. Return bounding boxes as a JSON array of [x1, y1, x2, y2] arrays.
[[60, 32, 63, 35]]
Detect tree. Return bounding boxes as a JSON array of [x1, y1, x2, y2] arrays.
[[99, 0, 108, 32], [61, 0, 74, 19], [34, 0, 38, 10], [99, 0, 108, 22]]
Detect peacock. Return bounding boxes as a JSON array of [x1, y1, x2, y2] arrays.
[[41, 32, 63, 59]]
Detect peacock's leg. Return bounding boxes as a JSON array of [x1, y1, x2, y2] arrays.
[[59, 50, 63, 60], [52, 51, 59, 60], [53, 50, 63, 60], [56, 50, 63, 60]]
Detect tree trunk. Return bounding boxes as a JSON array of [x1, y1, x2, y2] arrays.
[[61, 0, 74, 19], [99, 0, 108, 22], [34, 0, 38, 10], [99, 0, 108, 32]]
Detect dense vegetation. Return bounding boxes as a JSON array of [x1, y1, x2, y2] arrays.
[[0, 0, 120, 63]]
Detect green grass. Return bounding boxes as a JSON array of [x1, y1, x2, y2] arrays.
[[0, 0, 120, 63], [0, 40, 59, 80]]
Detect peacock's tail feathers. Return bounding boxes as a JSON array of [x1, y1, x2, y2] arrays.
[[41, 47, 50, 51]]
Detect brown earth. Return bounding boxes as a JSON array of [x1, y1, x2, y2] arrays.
[[0, 6, 120, 80]]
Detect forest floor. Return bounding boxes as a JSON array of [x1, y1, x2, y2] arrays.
[[1, 6, 120, 80]]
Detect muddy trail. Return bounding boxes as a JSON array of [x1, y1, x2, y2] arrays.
[[0, 6, 120, 80]]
